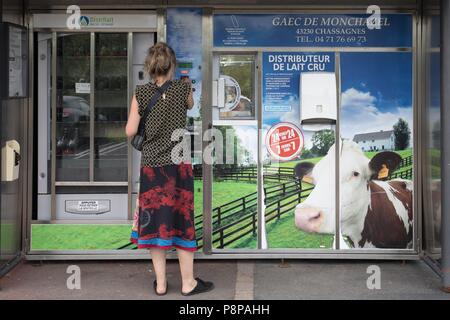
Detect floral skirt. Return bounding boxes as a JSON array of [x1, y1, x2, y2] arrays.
[[130, 162, 197, 251]]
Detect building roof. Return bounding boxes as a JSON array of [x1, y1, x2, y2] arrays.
[[353, 130, 394, 142]]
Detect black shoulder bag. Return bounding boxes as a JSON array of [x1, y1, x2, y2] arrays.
[[131, 80, 172, 151]]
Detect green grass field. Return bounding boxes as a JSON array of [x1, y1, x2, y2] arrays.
[[31, 148, 414, 251], [31, 224, 131, 250], [227, 181, 333, 249], [230, 212, 334, 249], [31, 180, 259, 250]]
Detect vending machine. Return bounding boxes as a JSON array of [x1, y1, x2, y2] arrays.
[[34, 13, 157, 221]]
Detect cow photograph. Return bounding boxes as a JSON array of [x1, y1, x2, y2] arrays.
[[252, 51, 415, 250], [294, 139, 413, 249]]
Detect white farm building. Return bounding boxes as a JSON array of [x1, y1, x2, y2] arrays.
[[353, 130, 395, 152]]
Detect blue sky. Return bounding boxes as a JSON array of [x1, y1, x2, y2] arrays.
[[339, 52, 413, 141], [340, 52, 412, 113]]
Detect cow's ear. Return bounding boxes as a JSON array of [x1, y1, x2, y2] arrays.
[[368, 151, 402, 180], [294, 162, 315, 181]]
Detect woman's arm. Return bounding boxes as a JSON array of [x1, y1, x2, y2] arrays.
[[186, 87, 194, 110], [125, 95, 140, 137]]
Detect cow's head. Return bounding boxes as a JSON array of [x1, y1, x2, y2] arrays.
[[294, 139, 402, 235]]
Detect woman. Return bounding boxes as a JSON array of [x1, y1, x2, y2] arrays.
[[125, 42, 214, 296]]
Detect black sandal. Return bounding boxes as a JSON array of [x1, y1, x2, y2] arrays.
[[181, 277, 214, 296], [153, 280, 168, 296]]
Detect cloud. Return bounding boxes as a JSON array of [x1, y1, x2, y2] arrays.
[[340, 88, 413, 144]]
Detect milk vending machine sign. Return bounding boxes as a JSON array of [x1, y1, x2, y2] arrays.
[[213, 13, 414, 251]]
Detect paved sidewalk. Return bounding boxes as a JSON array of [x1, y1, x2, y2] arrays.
[[0, 259, 449, 300]]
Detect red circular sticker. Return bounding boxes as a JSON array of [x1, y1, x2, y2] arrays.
[[265, 122, 304, 161]]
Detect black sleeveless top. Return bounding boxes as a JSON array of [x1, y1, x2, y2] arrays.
[[135, 80, 191, 167]]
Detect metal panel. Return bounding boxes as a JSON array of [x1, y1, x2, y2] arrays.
[[24, 251, 419, 261], [33, 13, 157, 30], [26, 0, 163, 10], [89, 32, 95, 182], [412, 11, 421, 254], [201, 8, 213, 254], [156, 7, 166, 42], [421, 9, 442, 261], [127, 32, 133, 220], [130, 32, 154, 198], [24, 14, 35, 255], [54, 193, 128, 220], [1, 0, 26, 276], [335, 52, 340, 250], [37, 33, 51, 194], [441, 0, 450, 290], [256, 51, 263, 249], [167, 0, 418, 10], [50, 32, 56, 220], [24, 0, 417, 10], [37, 194, 51, 221], [212, 47, 412, 53]]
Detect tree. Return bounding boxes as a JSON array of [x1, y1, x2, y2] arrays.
[[393, 118, 411, 150], [311, 129, 335, 156]]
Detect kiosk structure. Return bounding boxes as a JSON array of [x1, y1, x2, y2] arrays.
[[0, 0, 448, 291]]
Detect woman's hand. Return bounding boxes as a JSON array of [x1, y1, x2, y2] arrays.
[[125, 95, 140, 137]]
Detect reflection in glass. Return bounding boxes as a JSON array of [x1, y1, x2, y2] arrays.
[[424, 14, 441, 255], [55, 33, 90, 181], [94, 33, 128, 181], [219, 55, 255, 119]]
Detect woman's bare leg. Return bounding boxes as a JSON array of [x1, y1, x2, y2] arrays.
[[177, 248, 197, 294], [150, 248, 167, 293]]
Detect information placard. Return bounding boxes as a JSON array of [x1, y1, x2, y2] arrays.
[[1, 23, 28, 98], [8, 26, 24, 97], [214, 13, 412, 48]]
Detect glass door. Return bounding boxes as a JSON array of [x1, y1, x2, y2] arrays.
[[55, 32, 129, 183], [261, 52, 337, 250], [55, 33, 91, 181], [33, 31, 131, 252], [94, 33, 128, 182], [211, 53, 259, 250]]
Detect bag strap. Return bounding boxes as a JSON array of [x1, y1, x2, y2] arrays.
[[137, 80, 172, 135]]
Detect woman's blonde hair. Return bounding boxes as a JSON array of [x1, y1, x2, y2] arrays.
[[144, 42, 176, 79]]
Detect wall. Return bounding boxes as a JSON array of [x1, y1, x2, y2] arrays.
[[358, 137, 394, 152], [0, 0, 26, 276]]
